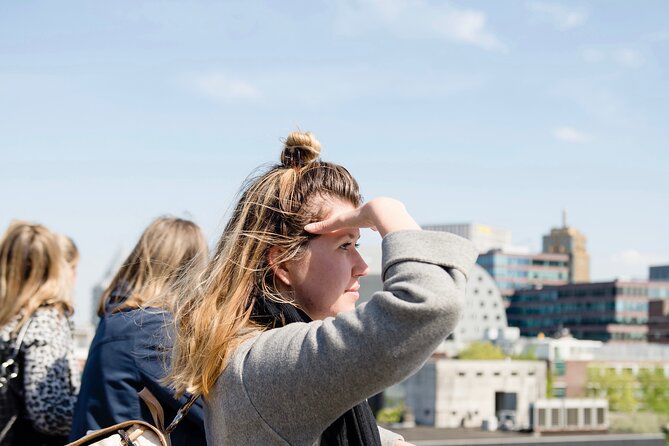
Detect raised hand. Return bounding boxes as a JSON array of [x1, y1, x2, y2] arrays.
[[305, 197, 421, 238]]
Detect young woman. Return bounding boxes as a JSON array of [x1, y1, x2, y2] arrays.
[[168, 132, 478, 446], [0, 221, 80, 445], [69, 217, 208, 446]]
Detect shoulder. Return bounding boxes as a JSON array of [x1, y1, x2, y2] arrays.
[[99, 309, 170, 334], [26, 306, 72, 340]]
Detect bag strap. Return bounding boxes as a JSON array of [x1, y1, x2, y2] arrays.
[[1, 318, 33, 380], [138, 387, 200, 436], [138, 388, 166, 432], [11, 318, 32, 358], [164, 392, 199, 435]]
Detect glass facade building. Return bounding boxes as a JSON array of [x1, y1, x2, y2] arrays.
[[507, 281, 669, 342], [477, 250, 570, 300]]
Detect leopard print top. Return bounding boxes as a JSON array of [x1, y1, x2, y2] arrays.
[[0, 306, 80, 436]]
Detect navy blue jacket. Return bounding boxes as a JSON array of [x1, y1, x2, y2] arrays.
[[69, 309, 206, 445]]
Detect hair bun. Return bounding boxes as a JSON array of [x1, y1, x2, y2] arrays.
[[281, 131, 321, 168]]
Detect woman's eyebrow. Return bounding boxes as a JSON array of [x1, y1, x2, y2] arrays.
[[336, 230, 360, 241]]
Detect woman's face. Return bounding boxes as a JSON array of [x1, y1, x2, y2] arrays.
[[281, 198, 369, 320]]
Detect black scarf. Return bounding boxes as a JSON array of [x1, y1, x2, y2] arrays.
[[252, 295, 382, 446]]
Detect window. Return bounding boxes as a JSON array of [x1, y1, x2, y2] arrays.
[[567, 408, 578, 426]]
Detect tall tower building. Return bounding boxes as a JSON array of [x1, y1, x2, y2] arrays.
[[542, 211, 590, 283]]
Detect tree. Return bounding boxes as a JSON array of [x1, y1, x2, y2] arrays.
[[638, 368, 669, 415], [511, 346, 537, 360], [458, 341, 506, 360], [587, 367, 639, 412]]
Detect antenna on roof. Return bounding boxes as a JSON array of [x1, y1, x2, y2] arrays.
[[562, 209, 568, 228]]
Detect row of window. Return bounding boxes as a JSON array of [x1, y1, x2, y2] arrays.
[[488, 268, 568, 281], [478, 256, 568, 267], [509, 299, 647, 313], [535, 407, 606, 428], [455, 370, 538, 378]]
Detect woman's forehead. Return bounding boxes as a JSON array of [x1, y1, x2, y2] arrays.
[[320, 197, 356, 217]]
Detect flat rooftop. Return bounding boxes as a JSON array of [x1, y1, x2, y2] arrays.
[[392, 427, 665, 446]]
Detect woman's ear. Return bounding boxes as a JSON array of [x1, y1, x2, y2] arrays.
[[268, 246, 291, 287]]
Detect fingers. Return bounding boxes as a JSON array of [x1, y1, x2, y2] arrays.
[[303, 197, 417, 236], [304, 210, 361, 234]]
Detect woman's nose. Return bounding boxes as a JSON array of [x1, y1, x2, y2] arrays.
[[353, 253, 369, 278]]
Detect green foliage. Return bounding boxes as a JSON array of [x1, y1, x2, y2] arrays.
[[588, 367, 669, 416], [458, 341, 506, 360], [638, 368, 669, 414], [546, 365, 553, 397], [510, 346, 538, 360], [609, 411, 669, 434], [376, 404, 404, 424], [587, 367, 639, 412]]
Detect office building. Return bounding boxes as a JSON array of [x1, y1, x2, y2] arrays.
[[648, 299, 669, 344], [477, 251, 569, 299], [422, 223, 511, 254], [650, 265, 669, 281], [506, 281, 669, 342]]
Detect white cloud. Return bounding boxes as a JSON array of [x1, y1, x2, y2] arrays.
[[643, 30, 669, 43], [334, 0, 507, 52], [526, 1, 587, 30], [432, 8, 506, 52], [614, 48, 645, 68], [553, 127, 589, 143], [192, 74, 261, 102], [581, 48, 604, 63], [580, 46, 646, 68]]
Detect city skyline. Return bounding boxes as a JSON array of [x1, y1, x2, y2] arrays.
[[1, 1, 667, 325]]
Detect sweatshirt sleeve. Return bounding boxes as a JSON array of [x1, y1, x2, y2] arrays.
[[23, 308, 80, 436], [242, 230, 478, 443]]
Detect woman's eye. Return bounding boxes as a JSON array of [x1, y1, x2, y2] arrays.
[[339, 242, 360, 251]]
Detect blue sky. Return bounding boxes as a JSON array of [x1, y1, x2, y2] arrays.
[[1, 1, 667, 325]]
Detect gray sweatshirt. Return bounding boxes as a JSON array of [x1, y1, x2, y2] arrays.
[[205, 230, 478, 445]]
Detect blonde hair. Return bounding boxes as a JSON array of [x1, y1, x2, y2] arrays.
[[168, 131, 362, 397], [0, 221, 73, 331], [98, 217, 208, 316], [57, 234, 79, 269]]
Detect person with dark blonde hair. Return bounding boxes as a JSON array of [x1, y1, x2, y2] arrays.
[[167, 131, 478, 446], [70, 217, 208, 446], [0, 221, 80, 445]]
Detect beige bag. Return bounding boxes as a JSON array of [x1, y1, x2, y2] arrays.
[[66, 420, 167, 446], [66, 388, 198, 446]]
